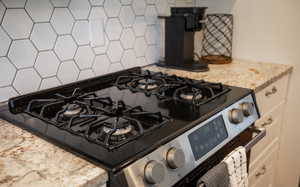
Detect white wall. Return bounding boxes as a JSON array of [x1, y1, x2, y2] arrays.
[[196, 0, 300, 186]]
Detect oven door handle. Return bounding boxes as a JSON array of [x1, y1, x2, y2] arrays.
[[245, 127, 266, 152], [197, 128, 266, 187]]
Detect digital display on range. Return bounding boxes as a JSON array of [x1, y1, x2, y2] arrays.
[[188, 115, 228, 161]]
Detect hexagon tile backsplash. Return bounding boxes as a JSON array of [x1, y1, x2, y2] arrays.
[[0, 0, 194, 102]]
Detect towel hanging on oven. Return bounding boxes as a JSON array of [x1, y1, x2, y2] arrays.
[[197, 162, 230, 187], [223, 146, 248, 187]]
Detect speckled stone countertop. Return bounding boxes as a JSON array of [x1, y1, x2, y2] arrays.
[[146, 60, 293, 93], [0, 120, 108, 187], [0, 60, 292, 187]]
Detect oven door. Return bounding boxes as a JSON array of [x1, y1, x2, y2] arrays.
[[173, 126, 266, 187]]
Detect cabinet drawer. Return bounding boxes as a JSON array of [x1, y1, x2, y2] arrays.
[[249, 141, 278, 187], [250, 102, 284, 163], [256, 75, 288, 115]]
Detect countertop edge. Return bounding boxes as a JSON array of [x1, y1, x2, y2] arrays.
[[144, 61, 293, 93], [253, 65, 293, 93]]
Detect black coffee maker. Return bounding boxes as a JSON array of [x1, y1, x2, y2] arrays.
[[157, 7, 209, 72]]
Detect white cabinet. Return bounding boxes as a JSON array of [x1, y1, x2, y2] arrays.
[[249, 74, 290, 187]]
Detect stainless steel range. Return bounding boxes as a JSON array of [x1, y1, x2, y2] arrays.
[[0, 67, 262, 187]]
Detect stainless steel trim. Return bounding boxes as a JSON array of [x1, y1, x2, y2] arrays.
[[122, 94, 259, 187], [245, 127, 266, 152]]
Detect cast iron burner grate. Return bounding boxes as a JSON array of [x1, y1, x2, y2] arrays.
[[115, 70, 181, 96], [23, 88, 169, 150], [115, 70, 230, 106]]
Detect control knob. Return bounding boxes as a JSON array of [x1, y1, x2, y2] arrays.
[[240, 102, 254, 117], [166, 147, 185, 169], [144, 160, 165, 184], [229, 108, 244, 124]]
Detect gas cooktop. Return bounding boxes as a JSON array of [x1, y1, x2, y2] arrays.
[[0, 67, 255, 173]]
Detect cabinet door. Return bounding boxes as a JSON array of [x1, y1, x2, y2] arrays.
[[250, 101, 284, 164], [256, 75, 288, 115], [249, 142, 278, 187]]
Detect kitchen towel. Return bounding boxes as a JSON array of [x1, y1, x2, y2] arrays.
[[197, 162, 230, 187], [223, 146, 248, 187]]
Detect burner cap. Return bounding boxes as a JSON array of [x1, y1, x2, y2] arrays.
[[103, 124, 134, 136], [137, 79, 159, 90], [63, 104, 82, 117], [179, 92, 203, 101]]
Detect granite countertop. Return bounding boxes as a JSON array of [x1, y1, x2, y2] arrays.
[[146, 60, 293, 93], [0, 60, 293, 187], [0, 120, 108, 187]]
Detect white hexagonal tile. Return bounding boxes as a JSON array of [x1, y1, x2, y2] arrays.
[[89, 0, 104, 6], [25, 0, 53, 22], [156, 0, 170, 15], [72, 21, 90, 46], [147, 0, 156, 4], [134, 37, 147, 57], [92, 33, 109, 55], [137, 56, 147, 66], [8, 40, 37, 69], [2, 9, 33, 39], [89, 7, 107, 25], [54, 35, 77, 61], [145, 5, 158, 25], [108, 62, 123, 73], [69, 0, 91, 20], [132, 0, 146, 16], [50, 8, 74, 35], [105, 18, 122, 41], [74, 45, 95, 70], [92, 54, 110, 75], [169, 0, 176, 4], [35, 51, 60, 78], [145, 25, 158, 45], [107, 41, 123, 63], [50, 0, 70, 7], [133, 16, 147, 37], [2, 0, 26, 8], [13, 68, 41, 94], [57, 60, 79, 84], [119, 6, 135, 28], [0, 2, 5, 22], [30, 23, 57, 51], [0, 86, 18, 102], [78, 69, 95, 80], [0, 27, 11, 57], [120, 0, 132, 5], [104, 0, 121, 18], [145, 45, 159, 64], [0, 57, 16, 87], [121, 50, 137, 69], [120, 28, 135, 50], [40, 77, 61, 90]]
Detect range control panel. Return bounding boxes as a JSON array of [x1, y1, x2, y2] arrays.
[[122, 94, 259, 187], [188, 115, 228, 161]]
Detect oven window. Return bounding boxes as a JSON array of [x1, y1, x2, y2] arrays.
[[188, 115, 228, 161]]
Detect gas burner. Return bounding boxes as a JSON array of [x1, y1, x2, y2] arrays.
[[63, 103, 83, 118], [179, 92, 203, 101], [137, 79, 159, 90], [82, 101, 169, 149], [25, 88, 112, 125], [103, 123, 134, 136], [99, 118, 138, 144], [115, 70, 174, 96], [172, 79, 230, 106], [175, 86, 211, 106]]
